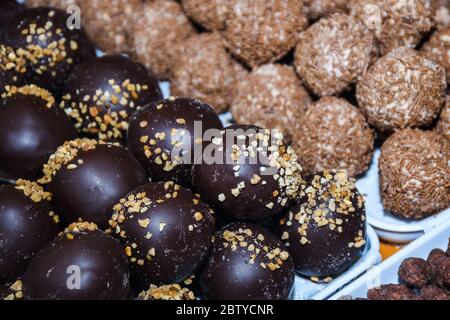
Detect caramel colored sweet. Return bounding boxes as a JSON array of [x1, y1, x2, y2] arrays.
[[421, 28, 450, 84], [181, 0, 229, 31], [436, 97, 449, 140], [303, 0, 349, 20]]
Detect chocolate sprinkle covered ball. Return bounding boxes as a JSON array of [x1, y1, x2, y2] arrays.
[[0, 0, 24, 43], [303, 0, 349, 20], [132, 0, 196, 80], [432, 0, 450, 30], [127, 97, 223, 187], [181, 0, 229, 31], [200, 222, 295, 300], [220, 0, 308, 68], [22, 222, 130, 300], [193, 125, 303, 222], [171, 32, 248, 113], [5, 7, 95, 98], [0, 179, 59, 285], [293, 97, 374, 178], [0, 85, 77, 181], [277, 170, 367, 279], [294, 13, 375, 97], [231, 64, 311, 141], [38, 138, 148, 229], [0, 45, 27, 90], [137, 284, 195, 300], [378, 129, 450, 220], [357, 47, 446, 133], [61, 55, 162, 142], [421, 28, 450, 84], [109, 181, 215, 291], [436, 97, 449, 140]]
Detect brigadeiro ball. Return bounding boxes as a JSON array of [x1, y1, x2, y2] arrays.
[[292, 96, 374, 178], [109, 181, 215, 291], [0, 0, 24, 42], [193, 125, 303, 222], [421, 28, 450, 84], [171, 32, 248, 113], [294, 13, 375, 97], [137, 284, 195, 300], [277, 171, 366, 279], [0, 179, 59, 285], [61, 55, 162, 142], [432, 0, 450, 30], [367, 284, 421, 300], [303, 0, 349, 20], [230, 64, 311, 141], [357, 47, 446, 133], [132, 0, 195, 80], [37, 138, 148, 229], [181, 0, 229, 31], [378, 129, 450, 220], [22, 222, 130, 300], [427, 249, 450, 289], [398, 258, 430, 289], [200, 222, 294, 300], [5, 7, 95, 98], [220, 0, 308, 68], [436, 97, 449, 140], [0, 85, 77, 182], [0, 45, 27, 90], [127, 97, 222, 187]]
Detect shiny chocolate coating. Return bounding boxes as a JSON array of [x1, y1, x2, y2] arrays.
[[0, 0, 24, 43]]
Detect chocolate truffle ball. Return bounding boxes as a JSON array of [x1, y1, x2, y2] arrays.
[[200, 222, 295, 300], [420, 285, 449, 300], [293, 97, 374, 178], [294, 13, 375, 97], [181, 0, 228, 31], [427, 249, 450, 289], [421, 28, 450, 84], [0, 180, 59, 285], [379, 129, 450, 220], [0, 85, 77, 182], [398, 258, 430, 289], [0, 45, 27, 90], [277, 171, 366, 279], [367, 284, 421, 300], [127, 97, 222, 187], [432, 0, 450, 30], [220, 0, 308, 68], [303, 0, 349, 20], [61, 55, 162, 142], [22, 222, 130, 300], [26, 0, 80, 10], [350, 0, 434, 55], [137, 284, 195, 300], [132, 0, 196, 80], [357, 47, 446, 133], [230, 64, 311, 141], [109, 181, 215, 291], [193, 125, 303, 222], [171, 32, 248, 113], [38, 138, 148, 229], [436, 97, 450, 140], [0, 280, 23, 300], [5, 7, 95, 98], [0, 0, 24, 43]]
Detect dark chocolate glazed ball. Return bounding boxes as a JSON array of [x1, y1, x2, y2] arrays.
[[0, 45, 27, 90], [193, 125, 303, 222], [109, 181, 216, 291], [0, 180, 59, 285], [4, 7, 95, 97], [127, 97, 223, 187], [200, 222, 295, 300], [0, 85, 77, 182], [277, 170, 367, 279], [0, 0, 24, 43], [62, 55, 163, 142], [38, 138, 148, 229], [22, 222, 130, 300]]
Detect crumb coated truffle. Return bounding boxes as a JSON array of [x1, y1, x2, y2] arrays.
[[432, 0, 450, 30], [109, 181, 216, 291], [398, 258, 430, 289], [367, 284, 421, 300], [137, 284, 195, 301], [378, 129, 450, 220], [61, 55, 162, 142], [421, 28, 450, 84], [420, 285, 449, 300], [171, 32, 247, 113], [427, 249, 450, 289], [132, 0, 195, 80], [230, 64, 311, 140], [277, 170, 366, 278], [294, 13, 375, 97], [303, 0, 349, 20], [221, 0, 308, 68], [181, 0, 229, 31], [200, 222, 295, 300], [22, 222, 130, 300], [357, 47, 446, 132], [436, 97, 450, 140], [26, 0, 80, 10], [293, 97, 374, 177]]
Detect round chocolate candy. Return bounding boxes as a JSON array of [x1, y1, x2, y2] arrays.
[[61, 55, 162, 142], [192, 125, 303, 222], [22, 222, 130, 300], [0, 0, 24, 43], [127, 97, 223, 187], [200, 222, 295, 300], [0, 179, 59, 285], [109, 181, 216, 291], [277, 170, 367, 279], [0, 85, 77, 182], [38, 138, 148, 229]]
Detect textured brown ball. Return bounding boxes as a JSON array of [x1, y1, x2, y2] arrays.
[[26, 0, 80, 10], [379, 129, 450, 220], [421, 28, 450, 84], [303, 0, 349, 20], [230, 64, 311, 141], [220, 0, 308, 68], [132, 0, 195, 80], [171, 33, 247, 113], [357, 47, 447, 133], [294, 13, 375, 97], [432, 0, 450, 30], [436, 97, 450, 140], [293, 97, 374, 178], [181, 0, 228, 31]]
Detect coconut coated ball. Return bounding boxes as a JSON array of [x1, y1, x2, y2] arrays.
[[436, 97, 449, 140], [303, 0, 349, 21], [181, 0, 229, 31], [421, 28, 450, 84]]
